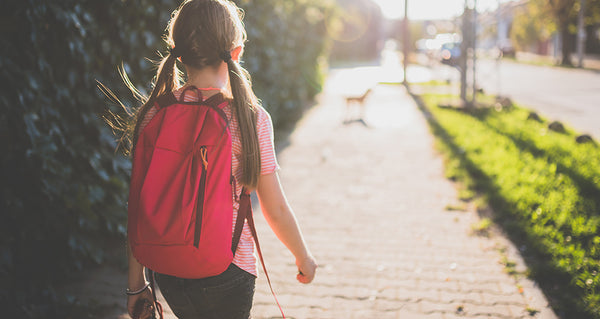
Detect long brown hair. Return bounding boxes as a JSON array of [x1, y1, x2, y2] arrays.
[[116, 0, 261, 188]]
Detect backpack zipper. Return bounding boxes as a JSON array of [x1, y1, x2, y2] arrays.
[[194, 146, 208, 248], [231, 175, 238, 202]]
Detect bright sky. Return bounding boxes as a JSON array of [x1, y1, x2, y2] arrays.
[[373, 0, 512, 20]]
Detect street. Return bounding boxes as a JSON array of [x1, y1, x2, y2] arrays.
[[430, 58, 600, 139]]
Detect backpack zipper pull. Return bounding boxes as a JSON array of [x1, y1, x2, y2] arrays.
[[199, 146, 208, 169]]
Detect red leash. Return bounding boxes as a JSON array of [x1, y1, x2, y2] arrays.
[[240, 191, 286, 319]]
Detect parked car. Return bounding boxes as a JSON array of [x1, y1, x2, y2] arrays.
[[440, 41, 461, 66], [498, 41, 515, 57]]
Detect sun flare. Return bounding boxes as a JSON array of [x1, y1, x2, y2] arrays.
[[372, 0, 507, 20]]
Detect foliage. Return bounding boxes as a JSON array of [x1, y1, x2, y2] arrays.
[[0, 0, 333, 317], [524, 0, 600, 34], [512, 0, 600, 64], [511, 2, 552, 51], [237, 0, 336, 128], [417, 92, 600, 318], [0, 1, 166, 317]]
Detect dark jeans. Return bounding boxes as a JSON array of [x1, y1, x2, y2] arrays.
[[155, 264, 256, 319]]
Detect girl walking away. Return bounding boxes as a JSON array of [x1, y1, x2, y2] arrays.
[[121, 1, 317, 318]]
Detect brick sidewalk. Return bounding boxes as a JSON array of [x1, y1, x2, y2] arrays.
[[249, 69, 557, 319]]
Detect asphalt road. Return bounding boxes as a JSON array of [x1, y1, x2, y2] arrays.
[[432, 58, 600, 139]]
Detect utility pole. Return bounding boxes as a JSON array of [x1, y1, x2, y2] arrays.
[[460, 0, 477, 107], [577, 0, 586, 68], [460, 1, 467, 103], [459, 1, 470, 105], [403, 0, 409, 85], [471, 0, 478, 105], [496, 0, 502, 96]]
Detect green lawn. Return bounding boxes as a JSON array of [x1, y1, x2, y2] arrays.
[[411, 90, 600, 318]]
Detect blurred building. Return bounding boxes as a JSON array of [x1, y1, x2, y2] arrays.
[[478, 0, 600, 60], [478, 0, 527, 56]]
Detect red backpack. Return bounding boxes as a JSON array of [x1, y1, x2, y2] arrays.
[[128, 86, 284, 318], [128, 87, 245, 279]]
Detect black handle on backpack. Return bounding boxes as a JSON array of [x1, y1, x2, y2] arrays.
[[231, 187, 250, 253]]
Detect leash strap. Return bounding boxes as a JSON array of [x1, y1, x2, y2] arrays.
[[147, 269, 164, 319], [239, 190, 286, 319]]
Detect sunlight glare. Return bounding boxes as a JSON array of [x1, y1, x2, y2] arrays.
[[372, 0, 506, 20]]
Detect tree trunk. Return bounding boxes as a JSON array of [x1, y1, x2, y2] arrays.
[[560, 23, 573, 66]]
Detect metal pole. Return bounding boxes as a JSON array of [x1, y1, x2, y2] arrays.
[[496, 0, 501, 96], [472, 0, 477, 105], [577, 0, 586, 68], [460, 0, 468, 103], [403, 0, 409, 85]]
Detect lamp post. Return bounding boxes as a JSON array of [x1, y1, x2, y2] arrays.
[[460, 0, 477, 107], [460, 1, 468, 103], [402, 0, 409, 85], [472, 0, 477, 106]]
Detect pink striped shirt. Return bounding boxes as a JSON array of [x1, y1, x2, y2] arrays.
[[138, 87, 279, 276]]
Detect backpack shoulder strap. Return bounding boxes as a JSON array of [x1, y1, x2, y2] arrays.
[[202, 93, 230, 124], [235, 188, 286, 319], [157, 88, 230, 124], [231, 190, 247, 254]]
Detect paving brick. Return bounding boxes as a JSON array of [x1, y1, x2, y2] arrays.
[[395, 309, 445, 319], [438, 290, 482, 304], [480, 291, 527, 306], [417, 299, 466, 316], [462, 303, 514, 317]]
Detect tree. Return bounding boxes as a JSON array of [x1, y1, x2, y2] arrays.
[[511, 2, 550, 52], [511, 0, 600, 65], [585, 0, 600, 53], [546, 0, 578, 65]]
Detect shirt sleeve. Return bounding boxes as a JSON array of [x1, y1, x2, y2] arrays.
[[256, 106, 280, 175]]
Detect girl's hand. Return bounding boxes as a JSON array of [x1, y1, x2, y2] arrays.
[[256, 172, 317, 284], [296, 255, 317, 284], [127, 288, 154, 319]]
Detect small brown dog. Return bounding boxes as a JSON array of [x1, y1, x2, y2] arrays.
[[344, 88, 372, 125]]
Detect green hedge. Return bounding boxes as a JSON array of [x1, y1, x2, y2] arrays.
[[0, 0, 333, 317], [417, 93, 600, 318], [239, 0, 335, 128]]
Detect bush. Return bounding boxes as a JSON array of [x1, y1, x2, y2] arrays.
[[0, 0, 333, 317], [238, 0, 335, 128]]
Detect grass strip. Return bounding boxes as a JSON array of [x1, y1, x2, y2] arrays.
[[410, 90, 600, 318]]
